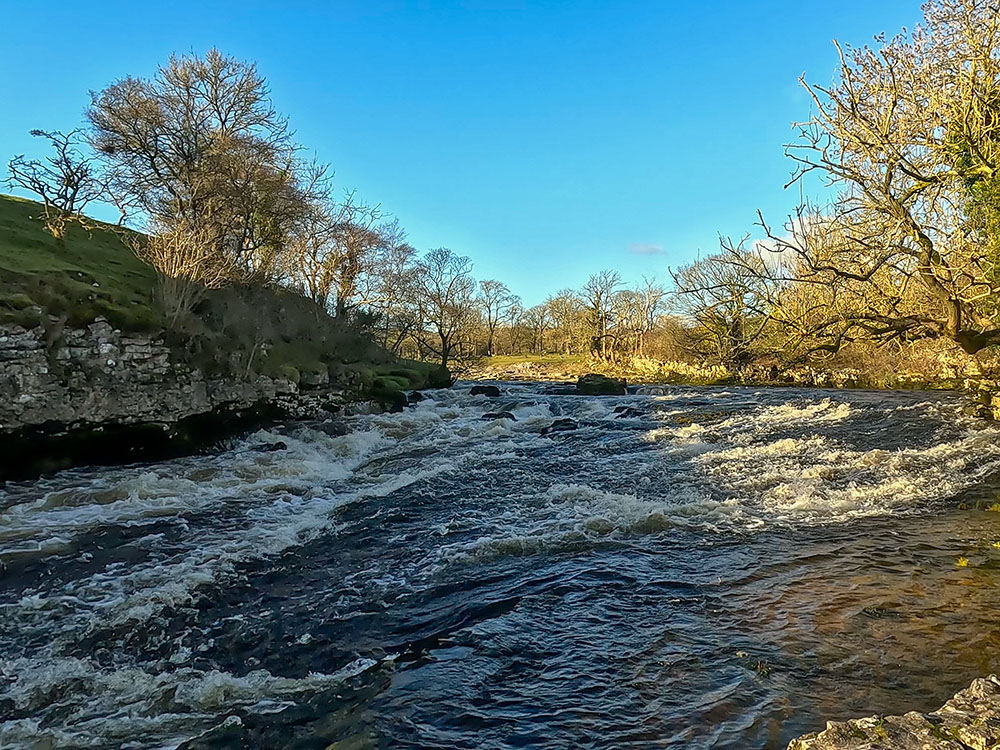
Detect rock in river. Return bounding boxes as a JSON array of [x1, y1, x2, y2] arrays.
[[542, 418, 578, 436], [576, 374, 626, 395], [482, 411, 517, 421], [470, 385, 502, 397]]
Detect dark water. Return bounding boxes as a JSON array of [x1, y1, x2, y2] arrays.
[[3, 383, 1000, 749]]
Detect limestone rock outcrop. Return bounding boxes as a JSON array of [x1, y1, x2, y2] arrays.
[[789, 675, 1000, 750], [0, 319, 347, 478]]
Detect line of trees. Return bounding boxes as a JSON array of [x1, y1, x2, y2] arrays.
[[7, 0, 1000, 377], [1, 49, 685, 370]]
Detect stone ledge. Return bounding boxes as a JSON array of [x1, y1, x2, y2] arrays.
[[789, 675, 1000, 749], [0, 320, 353, 479]]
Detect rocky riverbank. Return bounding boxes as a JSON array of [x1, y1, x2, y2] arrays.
[[788, 675, 1000, 749], [0, 318, 445, 479]]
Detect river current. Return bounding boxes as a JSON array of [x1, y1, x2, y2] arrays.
[[3, 383, 1000, 749]]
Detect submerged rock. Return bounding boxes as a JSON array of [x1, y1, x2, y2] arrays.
[[961, 401, 992, 420], [470, 384, 501, 397], [614, 406, 644, 419], [576, 373, 626, 395], [313, 420, 349, 437], [788, 674, 1000, 749], [542, 418, 578, 436], [482, 411, 517, 421], [252, 440, 287, 452]]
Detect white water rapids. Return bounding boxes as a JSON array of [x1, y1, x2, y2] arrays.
[[2, 384, 1000, 749]]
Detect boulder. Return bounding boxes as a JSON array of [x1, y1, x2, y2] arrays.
[[313, 421, 349, 437], [299, 369, 330, 389], [408, 390, 424, 403], [481, 411, 517, 421], [370, 387, 407, 413], [381, 391, 408, 413], [576, 374, 626, 395], [470, 384, 501, 397]]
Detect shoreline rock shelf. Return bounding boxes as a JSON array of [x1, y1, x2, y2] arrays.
[[788, 675, 1000, 749], [0, 318, 422, 480]]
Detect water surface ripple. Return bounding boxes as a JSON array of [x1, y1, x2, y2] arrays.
[[3, 384, 1000, 749]]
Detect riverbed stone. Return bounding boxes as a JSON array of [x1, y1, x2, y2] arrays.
[[788, 675, 1000, 749]]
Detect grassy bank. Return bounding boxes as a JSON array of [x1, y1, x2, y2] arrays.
[[466, 354, 728, 386], [0, 194, 448, 396], [0, 194, 157, 331], [466, 353, 976, 392]]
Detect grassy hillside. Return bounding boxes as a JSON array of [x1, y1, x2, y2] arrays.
[[0, 194, 158, 330], [0, 194, 448, 392]]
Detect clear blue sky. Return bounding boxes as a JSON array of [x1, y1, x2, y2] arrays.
[[1, 0, 920, 305]]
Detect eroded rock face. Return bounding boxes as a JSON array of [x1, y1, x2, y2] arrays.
[[0, 319, 346, 478], [788, 675, 1000, 749], [0, 320, 300, 429]]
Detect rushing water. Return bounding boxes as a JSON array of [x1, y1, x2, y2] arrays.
[[4, 384, 1000, 749]]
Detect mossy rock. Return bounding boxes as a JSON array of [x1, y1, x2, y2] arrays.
[[576, 373, 626, 395], [373, 360, 452, 390], [369, 378, 407, 413], [397, 360, 452, 389], [278, 364, 300, 385], [373, 375, 409, 391]]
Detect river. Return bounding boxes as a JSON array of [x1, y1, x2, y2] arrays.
[[3, 383, 1000, 749]]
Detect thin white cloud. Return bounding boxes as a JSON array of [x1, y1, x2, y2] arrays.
[[629, 242, 664, 256]]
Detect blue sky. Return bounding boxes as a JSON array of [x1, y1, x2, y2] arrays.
[[1, 0, 920, 305]]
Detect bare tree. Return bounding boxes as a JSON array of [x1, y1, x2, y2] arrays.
[[88, 49, 312, 283], [582, 270, 622, 358], [332, 202, 385, 316], [133, 219, 237, 329], [546, 289, 587, 354], [478, 279, 519, 356], [502, 299, 526, 353], [670, 244, 776, 371], [633, 277, 668, 357], [775, 0, 1000, 354], [7, 129, 106, 240], [522, 304, 552, 354], [367, 237, 423, 354], [415, 248, 478, 368], [283, 166, 341, 308]]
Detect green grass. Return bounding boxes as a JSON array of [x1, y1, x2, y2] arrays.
[[0, 194, 160, 330], [0, 194, 451, 391]]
